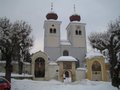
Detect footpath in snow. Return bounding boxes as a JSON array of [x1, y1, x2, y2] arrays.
[[11, 79, 117, 90]]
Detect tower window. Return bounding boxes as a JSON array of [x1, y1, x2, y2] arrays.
[[75, 30, 78, 35], [50, 28, 53, 33], [75, 30, 82, 35], [49, 28, 56, 34], [53, 28, 56, 33], [63, 50, 69, 56], [79, 30, 82, 35]]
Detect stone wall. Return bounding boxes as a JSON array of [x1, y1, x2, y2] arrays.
[[76, 68, 86, 81], [0, 61, 31, 74], [48, 62, 59, 80]]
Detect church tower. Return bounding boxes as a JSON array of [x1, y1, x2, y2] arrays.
[[44, 3, 61, 61], [66, 5, 86, 48], [66, 5, 87, 67]]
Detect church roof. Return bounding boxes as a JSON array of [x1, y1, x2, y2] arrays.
[[56, 56, 77, 62], [46, 12, 58, 20]]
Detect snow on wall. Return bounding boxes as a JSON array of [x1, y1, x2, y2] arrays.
[[49, 62, 58, 65], [0, 72, 32, 77]]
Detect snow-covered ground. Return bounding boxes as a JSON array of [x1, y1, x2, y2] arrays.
[[11, 79, 117, 90]]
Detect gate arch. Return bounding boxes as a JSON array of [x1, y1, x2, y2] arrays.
[[92, 61, 102, 81], [34, 57, 45, 78]]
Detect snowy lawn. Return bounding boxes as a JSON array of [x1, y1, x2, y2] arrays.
[[11, 79, 117, 90]]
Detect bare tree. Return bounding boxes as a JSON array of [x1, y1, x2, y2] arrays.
[[89, 17, 120, 89]]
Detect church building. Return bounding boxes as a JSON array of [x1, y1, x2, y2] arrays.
[[31, 5, 110, 82], [0, 5, 110, 82]]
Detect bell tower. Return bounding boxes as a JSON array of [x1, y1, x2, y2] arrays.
[[66, 5, 86, 48], [66, 5, 87, 67], [44, 3, 61, 61]]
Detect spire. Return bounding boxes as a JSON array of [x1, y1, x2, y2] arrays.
[[51, 2, 53, 12], [74, 4, 76, 13]]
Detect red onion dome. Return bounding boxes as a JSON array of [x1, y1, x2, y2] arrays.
[[46, 12, 58, 20], [69, 14, 81, 22]]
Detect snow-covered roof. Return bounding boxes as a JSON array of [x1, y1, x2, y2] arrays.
[[86, 51, 104, 59], [86, 51, 109, 63], [60, 40, 71, 45], [56, 56, 77, 62]]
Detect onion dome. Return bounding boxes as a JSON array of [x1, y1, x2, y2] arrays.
[[46, 3, 58, 20], [46, 12, 58, 20], [69, 4, 81, 22], [69, 14, 81, 22]]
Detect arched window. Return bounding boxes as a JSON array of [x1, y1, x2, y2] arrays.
[[35, 57, 45, 77], [79, 30, 82, 35], [53, 28, 56, 33], [50, 28, 53, 33], [75, 30, 78, 35], [92, 61, 101, 71], [65, 71, 69, 77], [63, 50, 69, 56]]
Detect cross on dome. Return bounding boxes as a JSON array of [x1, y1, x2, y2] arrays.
[[74, 4, 76, 13], [51, 2, 53, 11], [46, 2, 58, 20], [69, 4, 81, 22]]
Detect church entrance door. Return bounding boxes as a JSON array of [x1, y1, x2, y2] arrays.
[[63, 71, 71, 83]]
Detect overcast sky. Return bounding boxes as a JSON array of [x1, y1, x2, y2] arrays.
[[0, 0, 120, 53]]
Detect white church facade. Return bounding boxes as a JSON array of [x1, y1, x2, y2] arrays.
[[31, 9, 109, 82]]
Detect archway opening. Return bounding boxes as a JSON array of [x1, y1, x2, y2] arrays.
[[63, 50, 69, 56], [63, 71, 72, 83], [65, 71, 69, 78], [92, 61, 102, 81], [34, 57, 45, 78]]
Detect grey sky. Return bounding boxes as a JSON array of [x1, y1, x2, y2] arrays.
[[0, 0, 120, 53]]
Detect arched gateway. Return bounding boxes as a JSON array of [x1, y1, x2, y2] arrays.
[[35, 57, 45, 78], [56, 56, 77, 82], [92, 61, 102, 81], [31, 51, 48, 80]]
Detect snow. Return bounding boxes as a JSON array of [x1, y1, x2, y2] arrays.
[[56, 56, 77, 62], [60, 40, 71, 45], [117, 52, 120, 62], [0, 61, 6, 63], [0, 61, 31, 65], [77, 68, 86, 71], [0, 72, 32, 77], [49, 62, 58, 65], [86, 51, 103, 59], [11, 79, 117, 90]]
